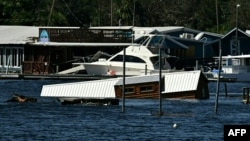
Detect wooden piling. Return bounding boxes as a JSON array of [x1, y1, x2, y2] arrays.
[[247, 91, 250, 104], [242, 87, 249, 104]]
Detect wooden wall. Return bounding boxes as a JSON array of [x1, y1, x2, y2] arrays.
[[115, 82, 160, 99]]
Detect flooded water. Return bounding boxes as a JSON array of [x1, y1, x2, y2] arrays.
[[0, 79, 250, 141]]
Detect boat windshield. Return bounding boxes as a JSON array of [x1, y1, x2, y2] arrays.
[[141, 36, 150, 46], [147, 36, 166, 47], [110, 55, 146, 63], [136, 36, 149, 45], [150, 56, 169, 69]]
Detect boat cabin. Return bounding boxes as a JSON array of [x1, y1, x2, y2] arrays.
[[215, 55, 250, 74]]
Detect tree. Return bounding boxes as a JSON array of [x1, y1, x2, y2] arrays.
[[0, 0, 249, 33]]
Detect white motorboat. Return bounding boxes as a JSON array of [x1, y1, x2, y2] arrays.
[[208, 54, 250, 82], [83, 34, 182, 76]]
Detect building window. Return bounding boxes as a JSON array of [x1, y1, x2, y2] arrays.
[[0, 47, 24, 68], [140, 85, 154, 93], [124, 87, 135, 94]]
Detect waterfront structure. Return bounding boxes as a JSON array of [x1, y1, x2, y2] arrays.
[[40, 70, 209, 102], [40, 78, 120, 105], [1, 25, 250, 76], [162, 70, 209, 99], [0, 26, 38, 73], [221, 28, 250, 56]]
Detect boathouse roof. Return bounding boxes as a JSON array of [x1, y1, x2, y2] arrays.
[[162, 70, 206, 93], [41, 78, 119, 98], [115, 74, 160, 86], [0, 25, 39, 44], [0, 25, 80, 44], [30, 42, 134, 47], [89, 26, 133, 30], [222, 27, 250, 39]]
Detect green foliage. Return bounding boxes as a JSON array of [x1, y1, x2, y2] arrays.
[[0, 0, 249, 33]]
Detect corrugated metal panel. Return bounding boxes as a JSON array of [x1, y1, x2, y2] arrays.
[[0, 26, 39, 44], [31, 42, 134, 47], [41, 78, 120, 98], [162, 70, 201, 93], [89, 26, 133, 30], [115, 74, 160, 85]]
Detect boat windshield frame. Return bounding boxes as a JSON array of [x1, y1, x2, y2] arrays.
[[110, 54, 146, 63], [150, 56, 169, 69]]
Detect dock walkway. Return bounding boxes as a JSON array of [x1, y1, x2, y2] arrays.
[[0, 74, 117, 80]]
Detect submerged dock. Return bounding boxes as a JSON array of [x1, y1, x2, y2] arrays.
[[207, 77, 237, 82], [0, 74, 117, 80], [0, 73, 238, 82]]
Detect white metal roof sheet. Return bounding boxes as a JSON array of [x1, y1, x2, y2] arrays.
[[40, 78, 120, 98], [214, 54, 250, 59], [162, 70, 201, 93], [133, 26, 184, 33], [89, 26, 133, 30], [133, 26, 184, 40], [30, 42, 134, 47], [115, 74, 160, 85], [0, 25, 39, 44], [0, 26, 80, 44]]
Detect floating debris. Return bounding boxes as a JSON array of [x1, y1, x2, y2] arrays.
[[58, 98, 119, 106], [5, 94, 37, 103]]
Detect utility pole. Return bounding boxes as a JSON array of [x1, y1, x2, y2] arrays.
[[235, 4, 240, 55]]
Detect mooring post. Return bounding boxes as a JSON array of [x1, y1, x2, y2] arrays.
[[215, 39, 222, 114], [247, 88, 249, 104], [122, 47, 126, 113], [158, 44, 163, 116], [224, 83, 228, 97], [242, 87, 249, 104], [243, 87, 247, 99]]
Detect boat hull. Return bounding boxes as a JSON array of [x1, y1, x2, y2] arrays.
[[83, 63, 150, 76], [83, 63, 109, 75], [205, 71, 250, 82], [220, 73, 250, 82], [84, 62, 180, 76]]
